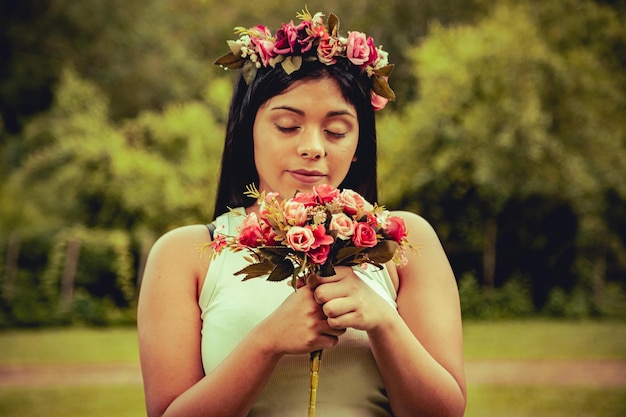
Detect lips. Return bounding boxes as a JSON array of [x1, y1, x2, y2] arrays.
[[288, 169, 327, 184]]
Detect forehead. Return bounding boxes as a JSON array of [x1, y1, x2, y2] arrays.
[[260, 77, 355, 112]]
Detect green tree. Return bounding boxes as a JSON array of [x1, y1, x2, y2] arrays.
[[0, 68, 226, 324], [379, 0, 626, 302]]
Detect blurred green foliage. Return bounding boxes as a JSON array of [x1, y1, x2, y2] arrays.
[[0, 0, 625, 326]]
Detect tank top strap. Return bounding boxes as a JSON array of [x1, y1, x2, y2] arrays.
[[198, 208, 247, 309]]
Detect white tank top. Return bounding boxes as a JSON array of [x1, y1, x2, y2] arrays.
[[199, 208, 397, 416]]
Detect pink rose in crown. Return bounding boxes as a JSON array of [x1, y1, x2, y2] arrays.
[[251, 37, 277, 67], [273, 21, 297, 54], [352, 222, 378, 248], [295, 20, 315, 53], [346, 31, 378, 68], [371, 91, 389, 111], [274, 20, 314, 54], [317, 35, 339, 65]]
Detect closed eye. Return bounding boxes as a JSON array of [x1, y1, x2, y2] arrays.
[[325, 130, 346, 139], [276, 125, 300, 133]]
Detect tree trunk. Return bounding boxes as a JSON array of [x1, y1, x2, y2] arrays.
[[60, 239, 81, 311], [3, 231, 21, 301], [483, 217, 498, 290], [591, 234, 607, 310]]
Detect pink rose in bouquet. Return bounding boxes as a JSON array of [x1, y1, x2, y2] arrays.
[[385, 216, 408, 243], [237, 213, 264, 248], [313, 183, 341, 204], [284, 200, 309, 226], [352, 222, 378, 248], [329, 213, 355, 240], [210, 184, 412, 287], [286, 226, 316, 252]]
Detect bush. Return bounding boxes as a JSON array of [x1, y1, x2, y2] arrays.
[[459, 273, 535, 319], [544, 282, 626, 319], [543, 286, 593, 319]]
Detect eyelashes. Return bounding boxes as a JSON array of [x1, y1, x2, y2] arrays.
[[275, 125, 346, 138]]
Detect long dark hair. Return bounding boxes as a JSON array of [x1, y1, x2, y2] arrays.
[[212, 59, 379, 219]]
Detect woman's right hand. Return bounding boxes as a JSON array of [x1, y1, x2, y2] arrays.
[[254, 284, 345, 356]]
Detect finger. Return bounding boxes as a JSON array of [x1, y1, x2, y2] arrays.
[[314, 281, 348, 304], [318, 315, 346, 338], [295, 277, 307, 289], [327, 311, 364, 330], [307, 273, 340, 289], [321, 326, 347, 337], [319, 333, 341, 349], [322, 298, 355, 319]]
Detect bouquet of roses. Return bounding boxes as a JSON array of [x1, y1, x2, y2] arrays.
[[209, 183, 412, 416]]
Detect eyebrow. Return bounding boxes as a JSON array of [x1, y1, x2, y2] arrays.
[[270, 105, 356, 119]]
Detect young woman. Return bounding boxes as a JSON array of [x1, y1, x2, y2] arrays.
[[138, 9, 466, 417]]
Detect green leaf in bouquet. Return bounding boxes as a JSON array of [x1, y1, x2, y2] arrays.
[[334, 246, 367, 265], [258, 246, 293, 264], [318, 262, 336, 277], [267, 258, 295, 282], [365, 240, 398, 264], [235, 259, 276, 280]]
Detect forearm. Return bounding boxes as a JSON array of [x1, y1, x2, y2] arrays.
[[368, 315, 466, 417], [161, 328, 282, 417]]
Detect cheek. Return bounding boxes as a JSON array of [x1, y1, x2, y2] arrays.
[[341, 137, 359, 165], [332, 141, 359, 178]]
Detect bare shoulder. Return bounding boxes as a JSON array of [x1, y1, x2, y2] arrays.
[[389, 210, 441, 244], [141, 224, 213, 291], [150, 224, 213, 254], [388, 210, 454, 286], [138, 223, 213, 337]]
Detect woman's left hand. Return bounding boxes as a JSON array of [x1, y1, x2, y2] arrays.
[[306, 266, 396, 332]]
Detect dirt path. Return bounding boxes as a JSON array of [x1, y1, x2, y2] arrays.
[[464, 359, 626, 387], [1, 360, 626, 388]]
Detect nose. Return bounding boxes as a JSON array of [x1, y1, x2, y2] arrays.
[[297, 130, 326, 160]]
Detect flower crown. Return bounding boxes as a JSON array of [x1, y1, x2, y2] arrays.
[[215, 7, 396, 111]]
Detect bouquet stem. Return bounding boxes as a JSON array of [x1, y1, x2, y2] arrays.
[[308, 349, 323, 417]]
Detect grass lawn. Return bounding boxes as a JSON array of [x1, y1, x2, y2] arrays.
[[0, 320, 625, 417], [463, 320, 626, 360], [466, 385, 626, 417], [0, 326, 139, 365], [0, 385, 145, 417]]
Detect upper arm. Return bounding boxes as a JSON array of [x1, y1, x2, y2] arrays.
[[392, 211, 466, 393], [137, 224, 212, 417]]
